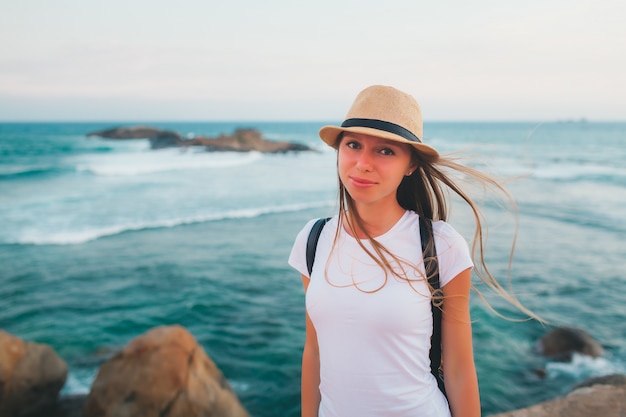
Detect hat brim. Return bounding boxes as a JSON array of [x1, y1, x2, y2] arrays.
[[319, 125, 439, 160]]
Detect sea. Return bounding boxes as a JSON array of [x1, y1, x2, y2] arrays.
[[1, 121, 625, 416]]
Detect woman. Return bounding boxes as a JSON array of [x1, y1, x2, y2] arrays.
[[288, 85, 527, 417]]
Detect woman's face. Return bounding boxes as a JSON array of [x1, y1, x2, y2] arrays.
[[337, 132, 416, 208]]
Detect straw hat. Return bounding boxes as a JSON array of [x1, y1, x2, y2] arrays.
[[319, 85, 439, 160]]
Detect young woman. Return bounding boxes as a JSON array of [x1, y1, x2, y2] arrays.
[[288, 85, 527, 417]]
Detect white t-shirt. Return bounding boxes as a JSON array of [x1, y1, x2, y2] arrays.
[[288, 210, 473, 417]]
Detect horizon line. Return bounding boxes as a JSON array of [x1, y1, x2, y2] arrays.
[[1, 118, 623, 124]]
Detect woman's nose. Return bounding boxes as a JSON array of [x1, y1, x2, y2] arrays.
[[356, 151, 373, 171]]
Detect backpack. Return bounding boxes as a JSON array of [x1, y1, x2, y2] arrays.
[[305, 216, 447, 397]]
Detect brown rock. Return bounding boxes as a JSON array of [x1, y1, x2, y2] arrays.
[[25, 394, 87, 417], [535, 327, 604, 361], [574, 373, 626, 389], [87, 126, 179, 140], [84, 325, 248, 417], [190, 128, 312, 153], [149, 131, 186, 149], [0, 330, 68, 417], [488, 384, 626, 417], [89, 125, 312, 153]]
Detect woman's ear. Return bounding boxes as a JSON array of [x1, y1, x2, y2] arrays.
[[406, 158, 419, 177], [407, 152, 419, 176]]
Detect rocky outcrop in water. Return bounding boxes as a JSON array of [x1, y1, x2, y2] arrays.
[[87, 126, 174, 140], [83, 325, 249, 417], [87, 126, 313, 153], [192, 128, 312, 153], [490, 326, 626, 416], [535, 327, 604, 361], [0, 330, 68, 417], [574, 373, 626, 389]]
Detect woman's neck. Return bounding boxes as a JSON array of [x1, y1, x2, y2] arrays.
[[345, 201, 406, 239]]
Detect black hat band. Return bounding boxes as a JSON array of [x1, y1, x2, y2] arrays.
[[341, 118, 422, 144]]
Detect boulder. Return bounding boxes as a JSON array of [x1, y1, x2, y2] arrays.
[[149, 131, 186, 149], [54, 394, 87, 417], [0, 330, 68, 417], [87, 126, 179, 140], [488, 384, 626, 417], [25, 394, 88, 417], [190, 128, 312, 153], [84, 325, 248, 417], [535, 327, 604, 361], [574, 373, 626, 389]]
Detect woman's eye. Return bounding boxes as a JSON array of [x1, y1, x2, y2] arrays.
[[346, 141, 360, 149], [380, 148, 395, 156]]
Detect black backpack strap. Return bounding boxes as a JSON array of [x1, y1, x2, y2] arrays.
[[419, 216, 446, 397], [306, 218, 330, 276]]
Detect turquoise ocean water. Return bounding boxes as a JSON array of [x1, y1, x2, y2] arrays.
[[1, 121, 625, 416]]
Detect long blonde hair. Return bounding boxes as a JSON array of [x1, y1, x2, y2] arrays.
[[333, 134, 539, 320]]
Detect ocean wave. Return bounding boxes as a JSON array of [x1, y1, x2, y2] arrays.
[[0, 165, 67, 180], [61, 368, 95, 395], [75, 149, 263, 176], [545, 353, 625, 382], [517, 201, 626, 235], [481, 157, 626, 185], [531, 163, 626, 183], [6, 201, 334, 246]]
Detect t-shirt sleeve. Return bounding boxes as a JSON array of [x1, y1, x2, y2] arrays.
[[288, 219, 317, 278], [432, 221, 474, 287]]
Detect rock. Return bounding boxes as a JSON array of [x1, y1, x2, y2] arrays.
[[53, 394, 88, 417], [84, 325, 248, 417], [87, 126, 179, 140], [149, 131, 186, 149], [25, 394, 87, 417], [87, 125, 313, 153], [574, 373, 626, 389], [532, 368, 547, 379], [535, 327, 604, 361], [190, 128, 312, 153], [0, 330, 68, 417], [488, 384, 626, 417]]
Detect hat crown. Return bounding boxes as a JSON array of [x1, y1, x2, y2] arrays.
[[318, 85, 438, 160], [345, 85, 423, 140]]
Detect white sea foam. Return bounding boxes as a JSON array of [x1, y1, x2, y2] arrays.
[[75, 149, 262, 176], [9, 200, 335, 245], [531, 163, 626, 181], [545, 353, 625, 381], [61, 368, 95, 395], [229, 380, 251, 393], [474, 156, 626, 183]]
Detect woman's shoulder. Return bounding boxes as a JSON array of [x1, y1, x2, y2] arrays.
[[432, 219, 471, 259], [288, 215, 338, 277], [403, 211, 460, 233], [432, 218, 463, 238], [294, 215, 338, 242], [402, 211, 466, 245]]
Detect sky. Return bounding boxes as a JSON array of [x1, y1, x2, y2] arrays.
[[0, 0, 625, 121]]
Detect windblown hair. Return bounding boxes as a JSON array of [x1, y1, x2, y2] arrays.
[[331, 134, 539, 320]]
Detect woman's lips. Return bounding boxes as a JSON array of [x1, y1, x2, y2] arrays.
[[349, 176, 376, 188]]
